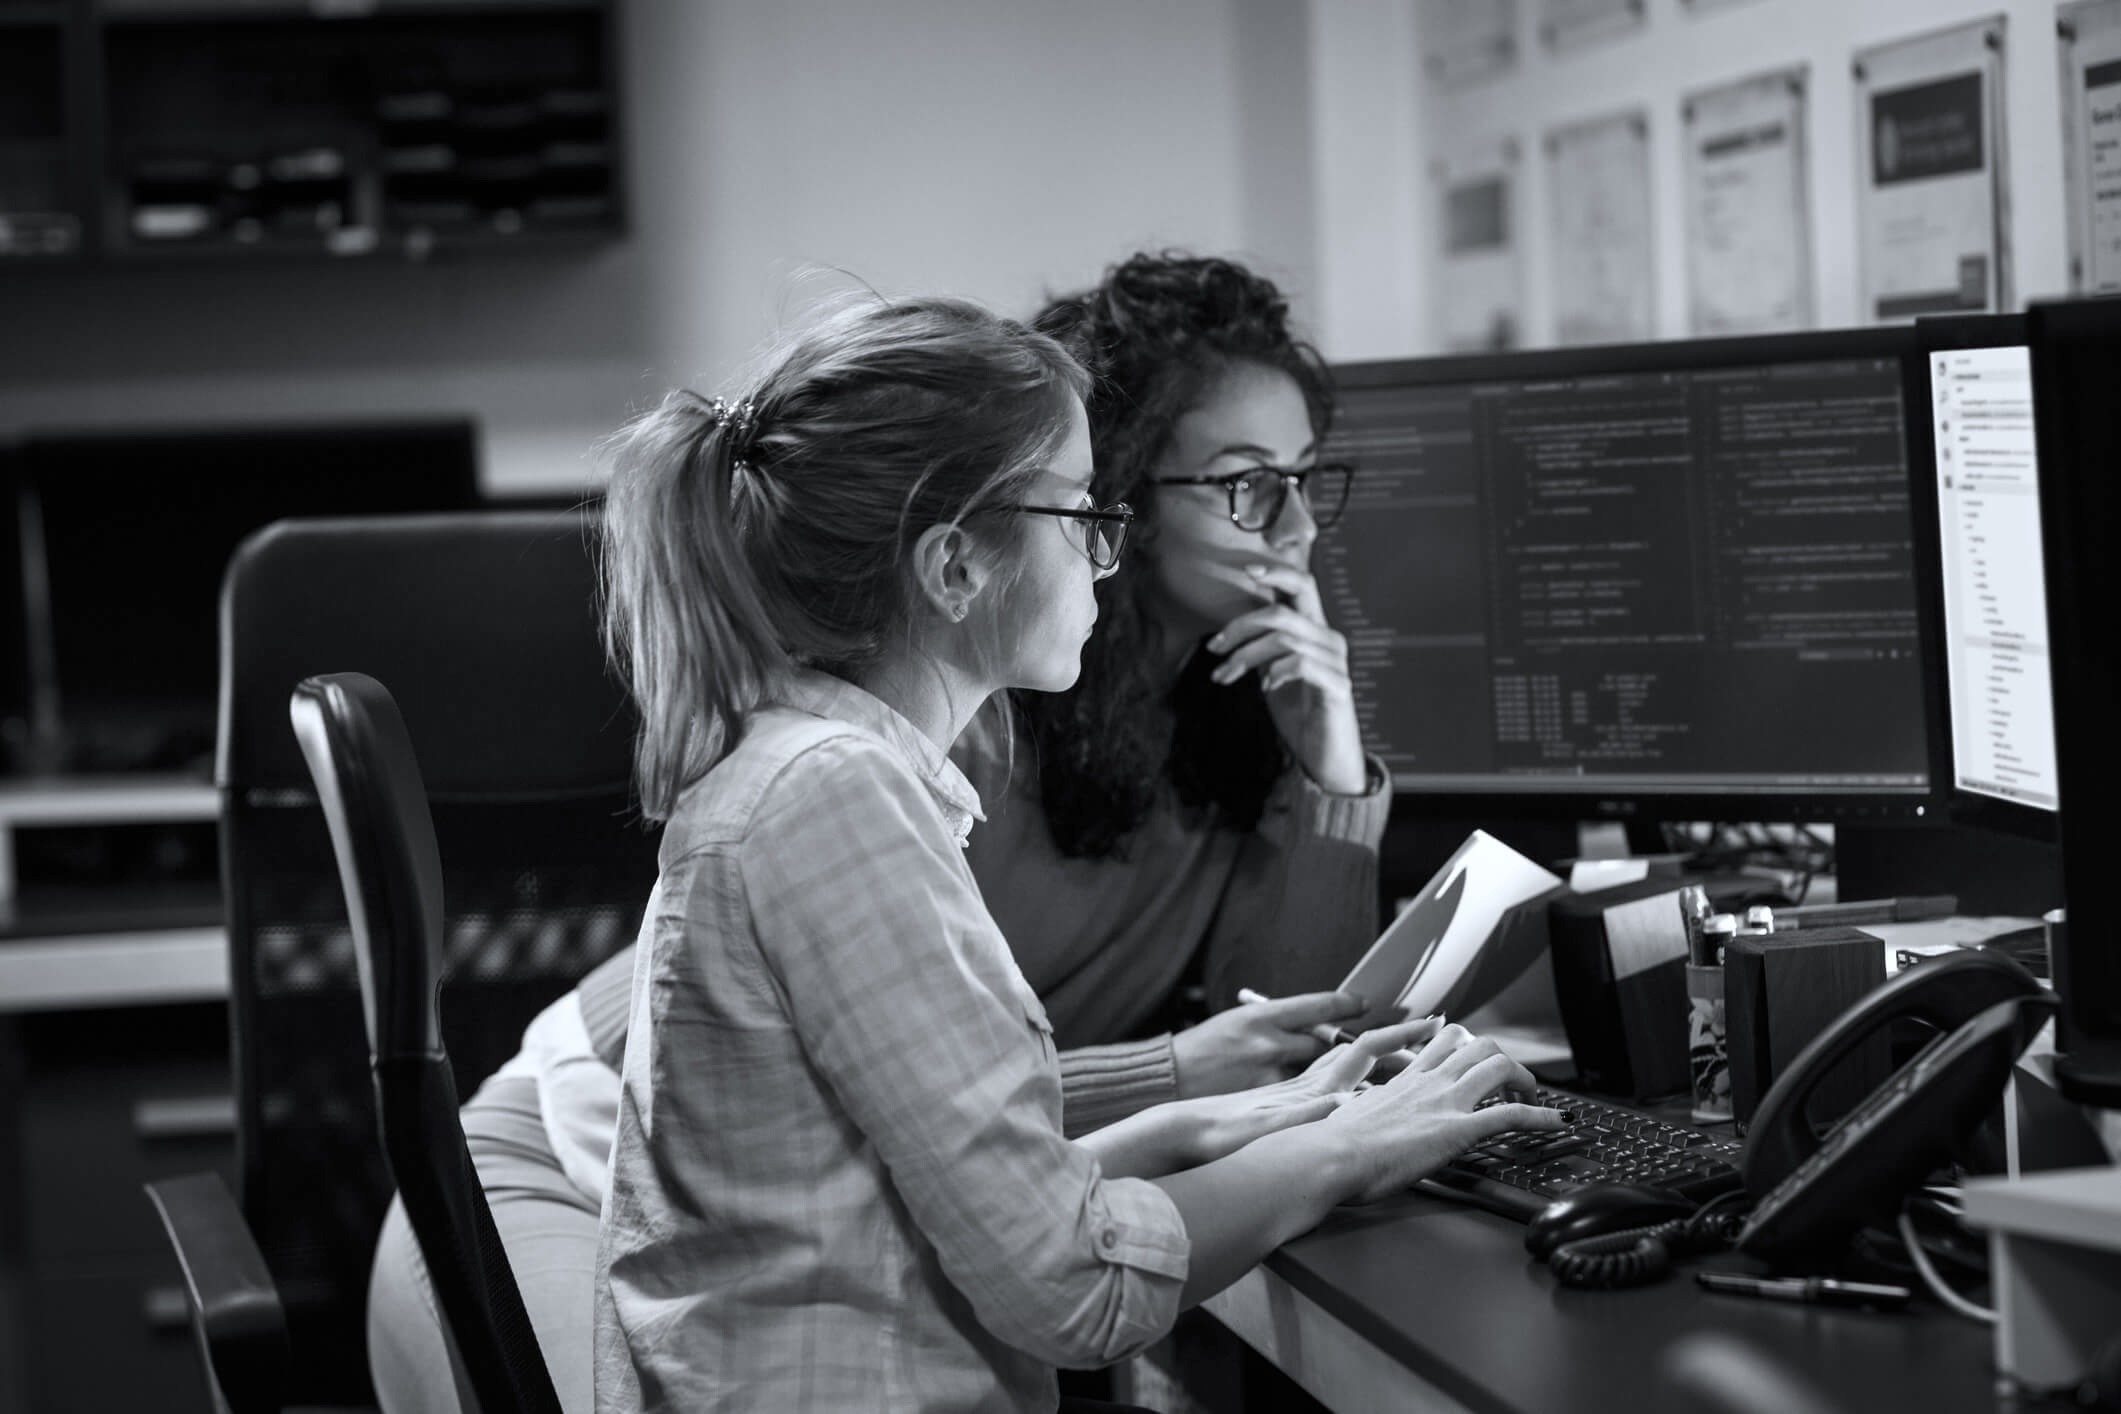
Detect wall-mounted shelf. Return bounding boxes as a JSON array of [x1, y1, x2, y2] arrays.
[[0, 0, 622, 269]]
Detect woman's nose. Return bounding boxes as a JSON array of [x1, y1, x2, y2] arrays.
[[1269, 481, 1317, 552]]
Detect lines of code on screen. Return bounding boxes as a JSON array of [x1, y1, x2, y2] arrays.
[[1319, 355, 1931, 802]]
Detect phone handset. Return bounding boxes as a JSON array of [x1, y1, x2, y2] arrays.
[[1734, 948, 2055, 1265]]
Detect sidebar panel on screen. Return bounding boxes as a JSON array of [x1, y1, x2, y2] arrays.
[[1930, 344, 2059, 815]]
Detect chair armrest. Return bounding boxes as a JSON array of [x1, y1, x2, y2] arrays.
[[144, 1171, 292, 1414]]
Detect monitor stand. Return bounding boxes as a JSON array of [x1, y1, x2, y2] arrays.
[[1834, 822, 2063, 919], [2055, 1048, 2121, 1109]]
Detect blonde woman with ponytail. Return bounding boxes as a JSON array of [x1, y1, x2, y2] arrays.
[[370, 292, 1562, 1414], [591, 295, 1561, 1413]]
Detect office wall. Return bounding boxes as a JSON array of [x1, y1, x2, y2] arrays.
[[626, 0, 1316, 400], [1309, 0, 2074, 359], [0, 0, 1314, 494]]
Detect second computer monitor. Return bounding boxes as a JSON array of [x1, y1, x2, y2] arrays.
[[1906, 314, 2060, 842], [1322, 327, 1943, 825]]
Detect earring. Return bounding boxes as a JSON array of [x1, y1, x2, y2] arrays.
[[952, 603, 967, 621]]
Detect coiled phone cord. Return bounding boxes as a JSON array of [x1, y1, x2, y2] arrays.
[[1546, 1192, 1752, 1290]]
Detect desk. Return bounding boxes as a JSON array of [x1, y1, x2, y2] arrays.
[[1204, 1186, 1999, 1414], [0, 775, 226, 1013]]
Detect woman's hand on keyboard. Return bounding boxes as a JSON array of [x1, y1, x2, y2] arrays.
[[1166, 1018, 1446, 1167], [1318, 1024, 1570, 1205], [1172, 989, 1376, 1097]]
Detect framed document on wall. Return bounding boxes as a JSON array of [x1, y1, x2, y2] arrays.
[[1682, 66, 1814, 335], [2059, 0, 2121, 294], [1421, 0, 1521, 89], [1545, 108, 1656, 345], [1431, 136, 1526, 351], [1852, 17, 2012, 320], [1538, 0, 1644, 55]]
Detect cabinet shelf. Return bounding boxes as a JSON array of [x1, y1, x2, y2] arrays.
[[100, 0, 601, 19], [0, 0, 622, 269]]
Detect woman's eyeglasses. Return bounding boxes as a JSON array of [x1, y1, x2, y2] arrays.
[[1154, 462, 1353, 535], [1014, 502, 1135, 579]]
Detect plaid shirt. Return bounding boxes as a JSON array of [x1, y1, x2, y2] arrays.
[[593, 671, 1190, 1413]]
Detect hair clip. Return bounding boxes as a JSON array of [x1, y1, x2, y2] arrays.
[[708, 398, 756, 434]]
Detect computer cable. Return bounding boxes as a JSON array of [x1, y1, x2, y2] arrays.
[[1896, 1194, 1995, 1324]]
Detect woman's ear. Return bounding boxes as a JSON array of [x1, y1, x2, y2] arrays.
[[911, 522, 997, 623]]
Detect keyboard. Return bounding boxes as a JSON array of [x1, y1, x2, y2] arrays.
[[1420, 1086, 1747, 1222]]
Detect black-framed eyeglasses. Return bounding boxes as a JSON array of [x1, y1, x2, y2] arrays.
[[1014, 501, 1135, 579], [1153, 462, 1353, 535]]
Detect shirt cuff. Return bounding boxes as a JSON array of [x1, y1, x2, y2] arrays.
[[1087, 1174, 1191, 1283], [1289, 752, 1393, 845], [1058, 1035, 1180, 1139]]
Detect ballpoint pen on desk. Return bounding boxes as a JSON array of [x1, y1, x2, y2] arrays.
[[1695, 1272, 1913, 1311]]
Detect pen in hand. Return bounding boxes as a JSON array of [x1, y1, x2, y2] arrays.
[[1235, 987, 1440, 1078], [1234, 987, 1363, 1049]]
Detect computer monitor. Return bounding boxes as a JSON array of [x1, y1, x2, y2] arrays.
[[2025, 296, 2121, 1106], [17, 418, 481, 776], [1321, 326, 1946, 827], [1902, 314, 2059, 844], [0, 444, 29, 770]]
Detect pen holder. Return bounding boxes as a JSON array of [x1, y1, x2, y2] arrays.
[[1685, 962, 1732, 1124], [1724, 926, 1888, 1130]]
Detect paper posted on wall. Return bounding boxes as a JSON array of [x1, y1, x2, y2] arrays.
[[2060, 0, 2121, 294], [1340, 829, 1565, 1027], [1853, 17, 2011, 319]]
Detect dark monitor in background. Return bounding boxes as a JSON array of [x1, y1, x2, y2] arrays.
[[18, 418, 481, 777], [1321, 327, 1945, 830], [0, 445, 28, 769], [2026, 296, 2121, 1107]]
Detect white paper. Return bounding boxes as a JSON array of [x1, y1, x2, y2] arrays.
[[2060, 1, 2121, 293], [1546, 109, 1656, 345], [1853, 17, 2011, 320], [1432, 137, 1525, 351], [1568, 858, 1650, 891], [1683, 67, 1813, 334], [1538, 0, 1644, 54], [1339, 829, 1563, 1020], [1421, 0, 1520, 89]]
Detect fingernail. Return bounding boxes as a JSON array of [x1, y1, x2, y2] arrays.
[[1558, 1109, 1578, 1124], [1246, 563, 1267, 576], [1206, 635, 1226, 652]]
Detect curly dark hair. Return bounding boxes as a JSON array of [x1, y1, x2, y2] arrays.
[[1015, 250, 1337, 858]]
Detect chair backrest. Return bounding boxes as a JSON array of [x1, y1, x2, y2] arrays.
[[291, 670, 566, 1414], [216, 509, 657, 1405]]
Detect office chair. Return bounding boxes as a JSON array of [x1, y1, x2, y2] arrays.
[[290, 669, 565, 1414], [145, 510, 658, 1413]]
